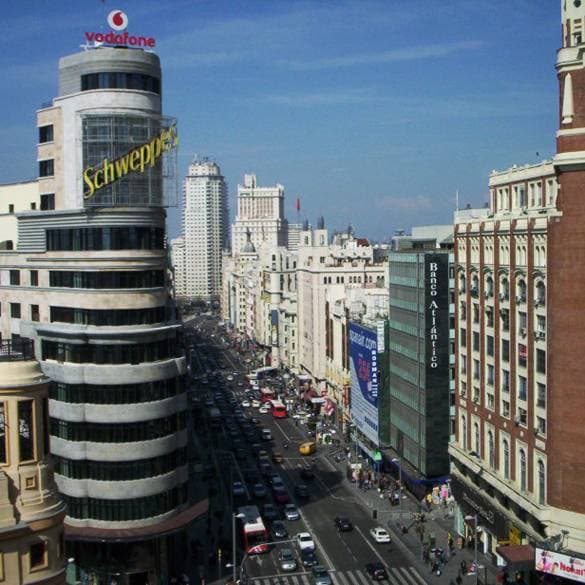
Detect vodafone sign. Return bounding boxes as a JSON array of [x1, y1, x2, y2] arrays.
[[84, 10, 155, 48]]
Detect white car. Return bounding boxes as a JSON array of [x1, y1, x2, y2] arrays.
[[296, 532, 315, 552], [251, 399, 261, 408], [241, 400, 251, 408], [227, 375, 234, 381], [370, 527, 391, 543], [284, 503, 300, 520], [259, 405, 270, 414]]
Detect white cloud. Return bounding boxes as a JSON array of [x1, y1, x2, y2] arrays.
[[281, 41, 483, 71]]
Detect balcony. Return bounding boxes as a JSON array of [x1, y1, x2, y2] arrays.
[[0, 338, 35, 361]]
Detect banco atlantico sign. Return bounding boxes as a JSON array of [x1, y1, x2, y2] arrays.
[[82, 124, 178, 200]]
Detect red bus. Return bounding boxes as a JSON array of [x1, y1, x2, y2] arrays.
[[271, 400, 287, 419], [260, 388, 276, 403], [237, 505, 269, 554]]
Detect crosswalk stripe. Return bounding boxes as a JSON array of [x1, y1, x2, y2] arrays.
[[407, 567, 429, 585], [290, 576, 301, 585], [299, 574, 311, 585], [330, 573, 344, 585], [399, 566, 424, 585], [386, 568, 403, 585], [262, 578, 271, 585], [345, 570, 362, 585], [352, 570, 371, 585], [334, 571, 352, 585]]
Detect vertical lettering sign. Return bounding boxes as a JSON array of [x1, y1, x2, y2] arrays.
[[349, 322, 380, 446], [425, 254, 449, 382]]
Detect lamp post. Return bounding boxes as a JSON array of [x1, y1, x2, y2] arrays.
[[465, 514, 479, 585], [231, 512, 245, 583], [392, 457, 402, 523]]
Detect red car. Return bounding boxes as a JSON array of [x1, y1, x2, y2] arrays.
[[272, 486, 290, 504]]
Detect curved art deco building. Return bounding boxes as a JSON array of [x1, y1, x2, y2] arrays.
[[0, 47, 204, 583]]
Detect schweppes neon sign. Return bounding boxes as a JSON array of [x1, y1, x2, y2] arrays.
[[83, 124, 178, 199]]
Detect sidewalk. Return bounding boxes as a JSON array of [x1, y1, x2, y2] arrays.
[[329, 453, 500, 585]]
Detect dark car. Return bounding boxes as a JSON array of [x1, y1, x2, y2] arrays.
[[295, 484, 310, 499], [272, 486, 289, 504], [262, 504, 279, 521], [365, 563, 388, 581], [300, 468, 315, 481], [301, 549, 319, 568], [334, 516, 353, 532], [271, 520, 288, 539]]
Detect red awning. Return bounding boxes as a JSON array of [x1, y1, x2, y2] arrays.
[[496, 545, 534, 571]]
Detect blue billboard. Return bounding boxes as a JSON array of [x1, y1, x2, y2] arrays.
[[349, 322, 379, 446]]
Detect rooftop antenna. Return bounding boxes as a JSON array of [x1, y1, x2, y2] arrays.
[[296, 197, 301, 226], [456, 190, 460, 211]]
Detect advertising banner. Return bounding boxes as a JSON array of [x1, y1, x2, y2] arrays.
[[535, 548, 585, 583], [349, 322, 379, 445], [81, 114, 178, 208], [424, 254, 449, 378], [270, 310, 279, 346]]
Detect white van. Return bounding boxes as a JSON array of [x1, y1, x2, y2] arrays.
[[261, 428, 272, 441]]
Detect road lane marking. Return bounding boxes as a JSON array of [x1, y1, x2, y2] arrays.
[[386, 568, 402, 585], [297, 508, 336, 571], [353, 525, 389, 569], [353, 570, 371, 585], [299, 575, 310, 585], [330, 573, 345, 585], [274, 420, 291, 443], [291, 575, 301, 585], [344, 571, 362, 585]]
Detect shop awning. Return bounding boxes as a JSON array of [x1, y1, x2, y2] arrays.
[[496, 545, 534, 571]]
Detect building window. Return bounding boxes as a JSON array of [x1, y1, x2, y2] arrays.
[[538, 459, 546, 505], [473, 359, 480, 380], [81, 72, 161, 94], [502, 400, 510, 418], [460, 328, 466, 347], [537, 383, 546, 408], [461, 415, 467, 450], [39, 159, 54, 177], [503, 439, 510, 479], [502, 369, 510, 393], [535, 281, 546, 306], [501, 308, 510, 331], [473, 332, 480, 351], [487, 335, 494, 356], [9, 270, 20, 285], [487, 364, 495, 386], [517, 407, 527, 427], [500, 278, 510, 301], [502, 339, 509, 362], [10, 303, 21, 319], [487, 393, 495, 410], [18, 400, 35, 462], [40, 193, 55, 210], [460, 302, 467, 320], [519, 449, 527, 491], [536, 349, 546, 374], [46, 227, 165, 252], [30, 270, 38, 286], [488, 431, 495, 469], [38, 125, 54, 143], [8, 204, 14, 214], [30, 305, 40, 322], [517, 280, 527, 303], [518, 344, 527, 368], [473, 422, 480, 454], [518, 376, 527, 401], [486, 307, 494, 328], [29, 541, 47, 570], [473, 304, 479, 324]]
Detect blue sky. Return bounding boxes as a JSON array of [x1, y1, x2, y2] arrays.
[[1, 1, 559, 241]]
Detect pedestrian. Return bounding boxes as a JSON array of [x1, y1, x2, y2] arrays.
[[448, 532, 454, 552], [456, 575, 462, 585], [460, 560, 467, 575]]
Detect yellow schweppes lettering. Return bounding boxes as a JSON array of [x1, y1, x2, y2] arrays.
[[83, 124, 178, 199]]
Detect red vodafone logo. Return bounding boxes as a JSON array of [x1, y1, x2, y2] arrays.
[[107, 9, 129, 31]]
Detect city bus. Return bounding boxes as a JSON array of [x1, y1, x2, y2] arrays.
[[271, 400, 287, 419], [248, 366, 278, 382], [237, 505, 269, 554], [260, 388, 276, 403]]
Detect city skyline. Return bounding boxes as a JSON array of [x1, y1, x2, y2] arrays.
[[1, 1, 557, 240]]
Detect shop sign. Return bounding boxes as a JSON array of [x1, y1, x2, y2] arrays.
[[83, 124, 178, 199], [84, 10, 156, 48], [535, 548, 585, 583]]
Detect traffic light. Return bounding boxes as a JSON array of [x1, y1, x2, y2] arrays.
[[372, 509, 378, 520]]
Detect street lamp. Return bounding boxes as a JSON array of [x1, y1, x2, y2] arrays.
[[391, 457, 402, 523], [465, 514, 480, 585], [231, 512, 245, 583]]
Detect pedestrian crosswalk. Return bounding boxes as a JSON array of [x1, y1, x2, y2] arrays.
[[248, 566, 428, 585]]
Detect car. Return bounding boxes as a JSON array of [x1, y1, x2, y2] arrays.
[[251, 399, 261, 408], [299, 441, 317, 456], [257, 449, 269, 459], [260, 428, 272, 440], [296, 532, 315, 552], [232, 371, 239, 376], [271, 520, 288, 539], [273, 486, 289, 504], [311, 566, 332, 585], [250, 417, 261, 425], [241, 400, 251, 408], [227, 375, 234, 381], [259, 405, 270, 414], [284, 503, 300, 520], [259, 461, 273, 477], [300, 468, 315, 481], [232, 481, 246, 497], [365, 562, 389, 581], [370, 527, 391, 543], [235, 448, 247, 461], [334, 516, 353, 532], [250, 442, 262, 453], [272, 452, 284, 464], [262, 504, 279, 521], [237, 381, 244, 387], [269, 474, 284, 487], [301, 549, 319, 568], [278, 549, 298, 572], [294, 484, 310, 499], [252, 483, 267, 498]]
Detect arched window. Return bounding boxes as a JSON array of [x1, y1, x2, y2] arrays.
[[517, 279, 527, 303], [488, 431, 495, 469], [538, 459, 546, 505], [474, 422, 480, 454], [519, 449, 527, 491], [503, 439, 510, 479], [500, 278, 509, 301], [461, 415, 467, 450], [459, 274, 466, 294], [471, 275, 479, 297], [535, 281, 546, 306], [485, 276, 494, 298]]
